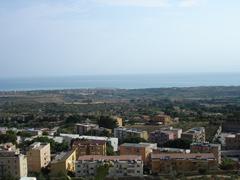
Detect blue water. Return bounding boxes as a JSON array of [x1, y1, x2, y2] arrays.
[[0, 73, 240, 91]]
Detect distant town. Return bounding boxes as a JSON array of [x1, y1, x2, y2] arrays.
[[0, 87, 239, 180]]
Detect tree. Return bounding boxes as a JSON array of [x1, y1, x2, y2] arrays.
[[106, 142, 114, 155], [163, 139, 191, 149], [0, 132, 17, 144], [95, 164, 109, 180], [220, 158, 238, 170], [123, 136, 146, 144], [97, 116, 117, 130]]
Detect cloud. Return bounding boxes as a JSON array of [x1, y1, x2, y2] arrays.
[[95, 0, 169, 7], [179, 0, 201, 7]]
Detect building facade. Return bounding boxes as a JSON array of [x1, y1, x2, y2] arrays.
[[75, 155, 143, 178], [152, 115, 173, 125], [181, 127, 205, 143], [51, 149, 76, 175], [190, 142, 221, 163], [0, 145, 27, 179], [71, 139, 106, 158], [151, 153, 217, 174], [60, 134, 118, 151], [225, 133, 240, 150], [119, 143, 156, 165], [27, 142, 51, 172], [75, 123, 99, 135], [114, 127, 148, 142]]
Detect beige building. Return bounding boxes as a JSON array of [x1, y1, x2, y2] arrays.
[[51, 149, 76, 175], [151, 153, 217, 174], [152, 115, 173, 125], [119, 143, 157, 165], [71, 139, 106, 158], [181, 127, 205, 143], [114, 127, 148, 142], [27, 142, 51, 172], [0, 144, 27, 179]]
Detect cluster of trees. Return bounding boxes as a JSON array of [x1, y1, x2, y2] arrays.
[[0, 130, 17, 144], [163, 139, 192, 149]]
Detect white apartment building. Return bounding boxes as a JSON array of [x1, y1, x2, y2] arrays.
[[75, 155, 143, 178]]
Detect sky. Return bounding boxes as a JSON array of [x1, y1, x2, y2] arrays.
[[0, 0, 240, 78]]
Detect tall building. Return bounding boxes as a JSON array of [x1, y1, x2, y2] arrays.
[[75, 123, 99, 135], [51, 149, 76, 175], [151, 153, 217, 174], [71, 139, 106, 158], [60, 134, 118, 151], [0, 144, 27, 179], [75, 155, 143, 178], [119, 143, 157, 165], [181, 127, 205, 143], [27, 142, 51, 172], [114, 127, 148, 142]]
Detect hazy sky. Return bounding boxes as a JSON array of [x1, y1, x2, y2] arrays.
[[0, 0, 240, 78]]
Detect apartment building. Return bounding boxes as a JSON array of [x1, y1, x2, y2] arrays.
[[71, 139, 106, 158], [27, 142, 51, 172], [151, 153, 217, 174], [119, 143, 157, 165], [149, 127, 182, 146], [0, 144, 27, 179], [181, 127, 205, 143], [114, 127, 148, 142], [60, 134, 118, 151], [75, 155, 143, 178], [190, 142, 221, 163], [225, 133, 240, 150], [152, 115, 173, 125], [75, 123, 99, 135], [51, 149, 76, 175]]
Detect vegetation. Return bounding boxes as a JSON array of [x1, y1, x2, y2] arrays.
[[19, 136, 68, 153], [97, 116, 117, 130], [220, 158, 239, 170], [163, 139, 192, 149], [0, 130, 17, 144]]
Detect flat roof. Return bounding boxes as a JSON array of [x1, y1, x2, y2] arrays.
[[152, 153, 215, 160], [52, 150, 75, 163]]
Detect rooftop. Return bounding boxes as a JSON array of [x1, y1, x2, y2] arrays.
[[115, 127, 146, 133], [29, 142, 49, 150], [183, 127, 205, 134], [151, 153, 215, 160], [52, 150, 75, 163]]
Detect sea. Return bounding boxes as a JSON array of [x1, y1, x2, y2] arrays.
[[0, 73, 240, 91]]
